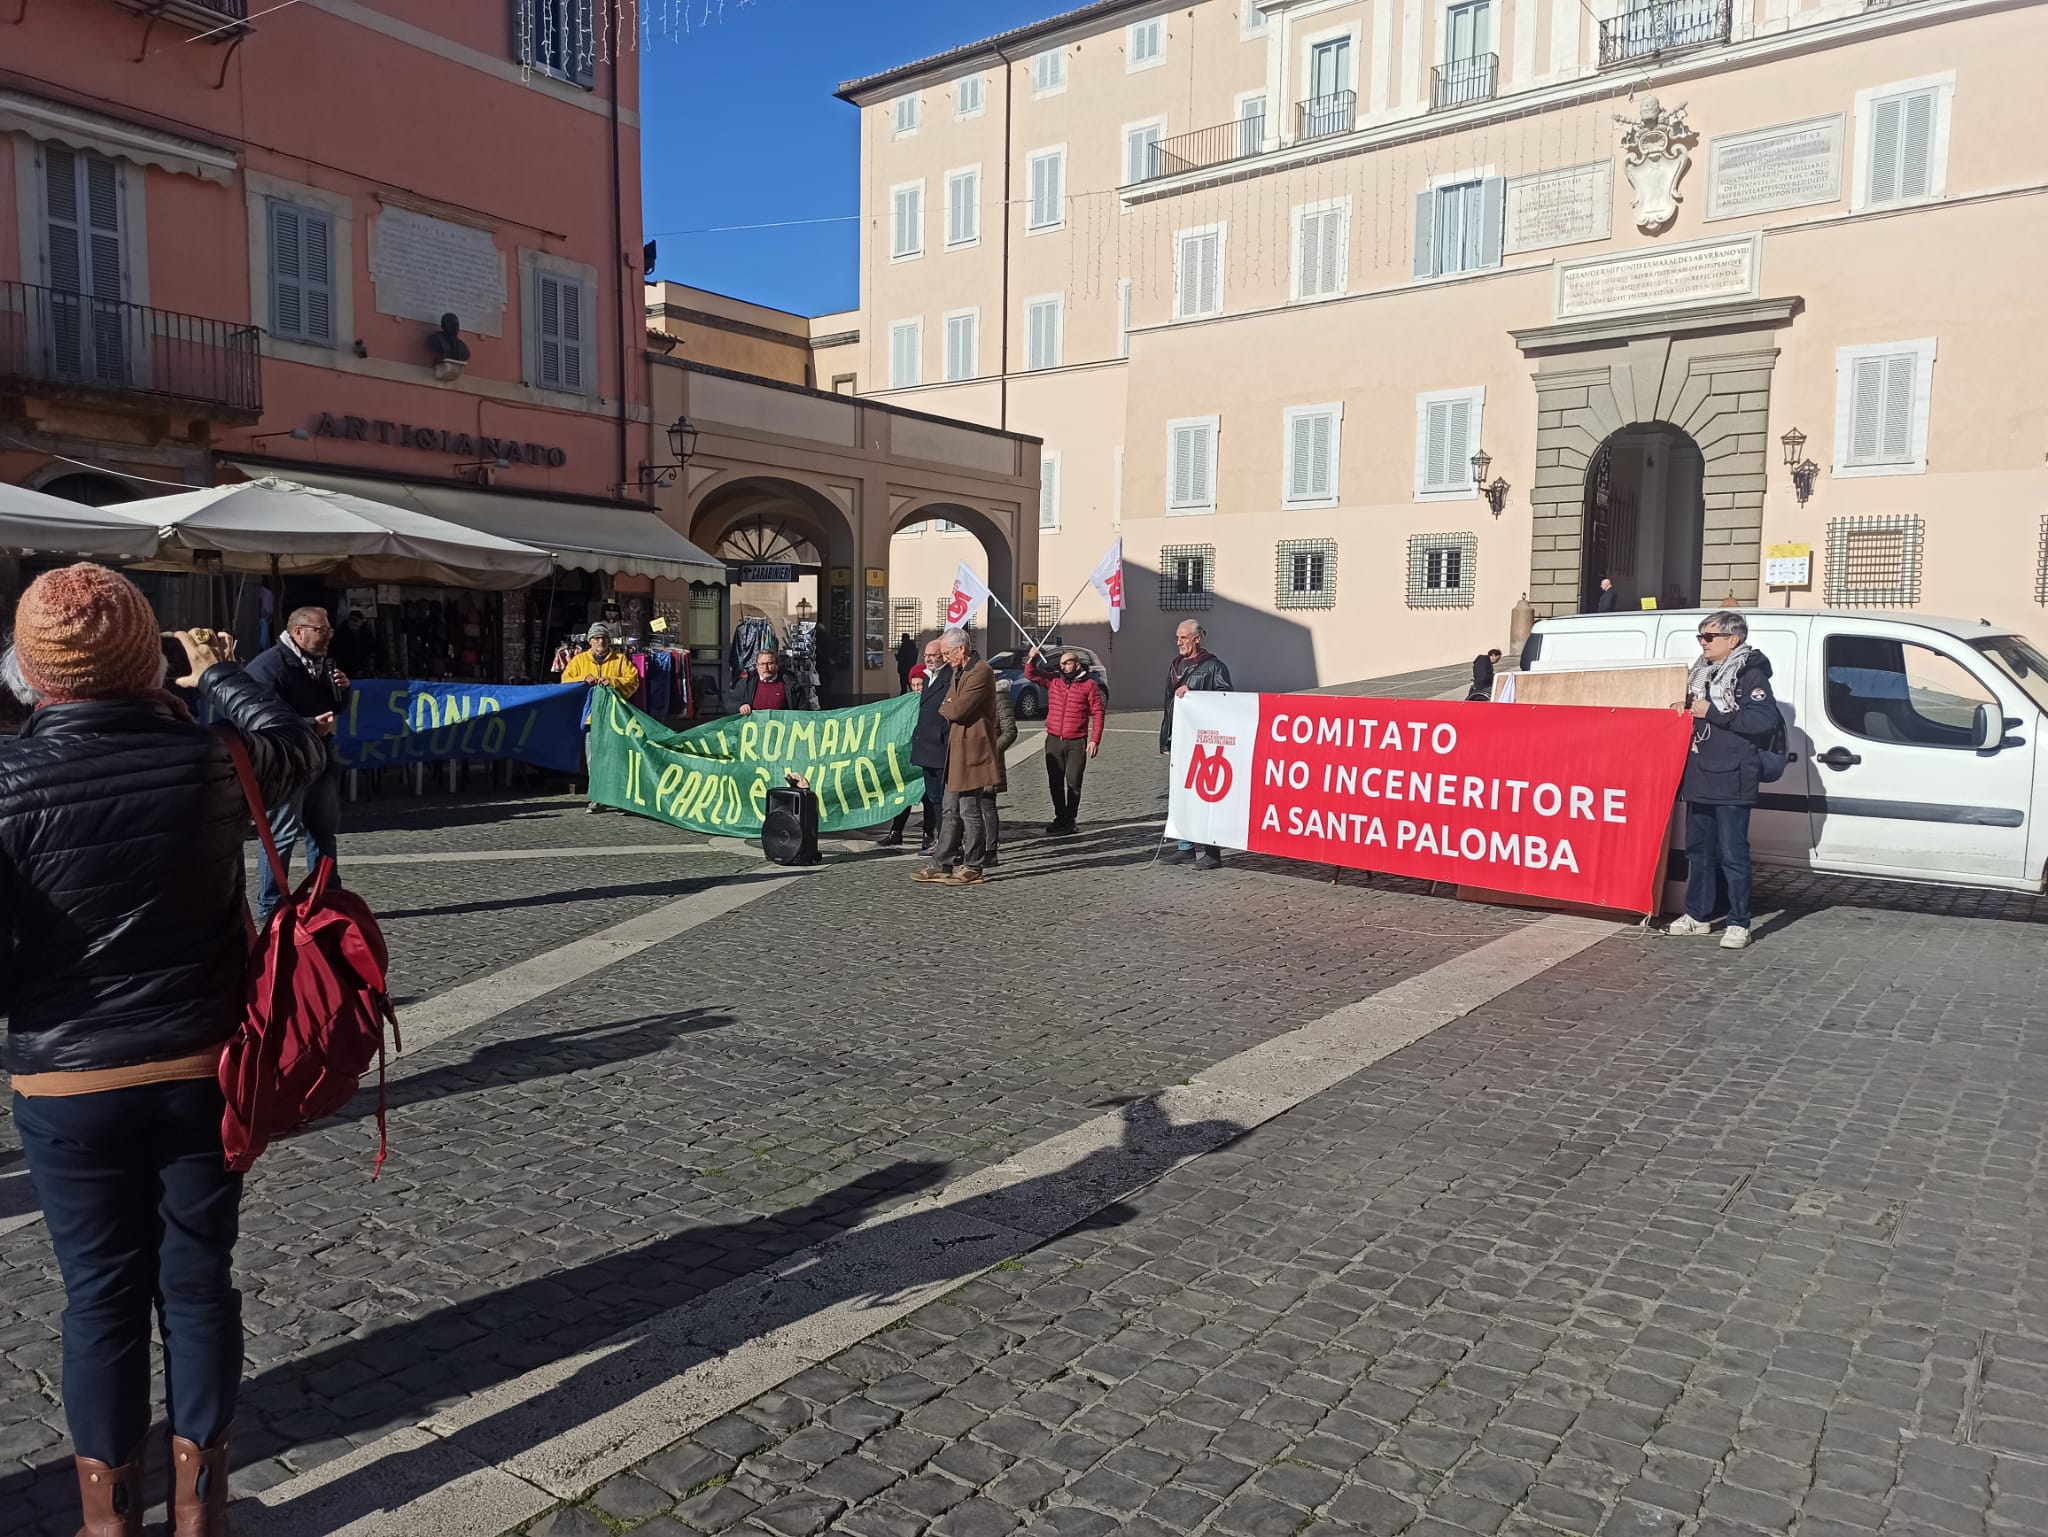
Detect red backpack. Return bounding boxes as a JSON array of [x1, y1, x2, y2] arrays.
[[217, 728, 399, 1176]]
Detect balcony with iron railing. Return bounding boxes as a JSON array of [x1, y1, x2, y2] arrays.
[[1142, 114, 1268, 182], [1295, 89, 1357, 143], [1598, 0, 1731, 65], [1431, 53, 1499, 111], [0, 281, 263, 420]]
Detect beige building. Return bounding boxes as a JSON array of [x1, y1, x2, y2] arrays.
[[839, 0, 2048, 690]]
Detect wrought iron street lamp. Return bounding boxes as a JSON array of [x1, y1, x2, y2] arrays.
[[634, 415, 700, 492], [1470, 447, 1510, 517], [1780, 426, 1819, 506]]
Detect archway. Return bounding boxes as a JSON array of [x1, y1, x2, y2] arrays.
[[688, 473, 858, 707], [886, 499, 1024, 662], [1580, 423, 1706, 612]]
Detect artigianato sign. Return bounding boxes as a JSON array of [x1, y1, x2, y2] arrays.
[[312, 413, 567, 467], [1167, 693, 1692, 913]]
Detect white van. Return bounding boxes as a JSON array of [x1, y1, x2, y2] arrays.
[[1518, 608, 2048, 893]]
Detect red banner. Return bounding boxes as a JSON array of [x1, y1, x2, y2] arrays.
[[1166, 693, 1693, 914]]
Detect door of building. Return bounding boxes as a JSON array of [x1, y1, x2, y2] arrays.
[[39, 145, 128, 388]]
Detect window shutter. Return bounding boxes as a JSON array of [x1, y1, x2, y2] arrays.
[[1288, 413, 1315, 501], [1035, 50, 1063, 90], [1309, 412, 1333, 498], [1239, 97, 1266, 157], [893, 186, 920, 256], [1445, 398, 1472, 485], [1297, 209, 1322, 298], [1879, 353, 1915, 461], [1191, 424, 1214, 505], [1197, 232, 1221, 315], [302, 210, 335, 343], [1030, 154, 1061, 227], [1412, 189, 1436, 278], [1477, 176, 1506, 269], [574, 0, 596, 87], [1117, 279, 1131, 358], [948, 172, 977, 244], [1868, 94, 1908, 203], [1425, 401, 1451, 488], [1899, 90, 1934, 199], [269, 201, 304, 339], [1319, 208, 1344, 295], [1849, 356, 1885, 462], [537, 273, 563, 387], [1171, 425, 1197, 506], [83, 155, 122, 302], [890, 323, 919, 388], [42, 145, 83, 294], [1040, 456, 1057, 528]]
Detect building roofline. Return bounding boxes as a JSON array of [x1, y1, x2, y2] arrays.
[[834, 0, 1161, 102], [653, 356, 1043, 449]]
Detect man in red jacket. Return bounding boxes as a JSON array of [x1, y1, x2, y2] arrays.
[[1025, 646, 1105, 834]]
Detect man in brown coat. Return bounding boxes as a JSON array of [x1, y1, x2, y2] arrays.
[[914, 628, 1000, 886]]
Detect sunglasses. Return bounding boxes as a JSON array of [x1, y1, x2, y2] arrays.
[[1696, 632, 1730, 644]]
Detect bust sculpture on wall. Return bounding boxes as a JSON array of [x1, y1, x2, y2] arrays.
[[427, 313, 471, 381], [1616, 96, 1695, 233]]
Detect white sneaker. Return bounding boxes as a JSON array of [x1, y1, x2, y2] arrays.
[[1666, 915, 1715, 936], [1720, 925, 1752, 950]]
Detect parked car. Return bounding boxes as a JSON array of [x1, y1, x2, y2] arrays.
[[1519, 608, 2048, 893], [988, 645, 1110, 721]]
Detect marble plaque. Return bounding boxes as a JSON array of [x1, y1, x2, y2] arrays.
[[1707, 115, 1843, 220], [1504, 162, 1614, 254], [369, 207, 507, 336], [1555, 235, 1759, 320]]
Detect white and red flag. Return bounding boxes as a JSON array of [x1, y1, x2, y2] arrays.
[[943, 561, 991, 629], [1088, 539, 1124, 632]]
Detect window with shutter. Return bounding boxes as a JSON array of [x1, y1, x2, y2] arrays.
[[1866, 86, 1937, 205], [946, 170, 979, 246], [1129, 17, 1165, 67], [516, 0, 596, 88], [535, 273, 585, 392], [42, 146, 131, 384], [1117, 279, 1132, 359], [889, 321, 922, 388], [1033, 49, 1065, 92], [1126, 123, 1164, 186], [1431, 181, 1488, 274], [1294, 203, 1347, 300], [893, 94, 920, 134], [1416, 389, 1483, 497], [268, 200, 335, 346], [944, 312, 977, 381], [1243, 2, 1268, 35], [1237, 95, 1267, 157], [1040, 454, 1059, 529], [956, 75, 984, 116], [1027, 150, 1064, 231], [891, 183, 923, 259], [1168, 418, 1218, 512], [1835, 339, 1934, 474], [1025, 299, 1062, 371], [1174, 227, 1224, 320], [1283, 405, 1341, 506]]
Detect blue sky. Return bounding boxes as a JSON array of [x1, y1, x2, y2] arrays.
[[638, 0, 1054, 318]]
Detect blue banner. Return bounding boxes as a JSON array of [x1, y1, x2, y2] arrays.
[[335, 681, 589, 772]]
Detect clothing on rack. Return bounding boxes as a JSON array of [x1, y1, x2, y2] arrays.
[[728, 616, 779, 689]]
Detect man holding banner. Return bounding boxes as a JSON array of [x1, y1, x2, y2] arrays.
[[1160, 620, 1232, 870]]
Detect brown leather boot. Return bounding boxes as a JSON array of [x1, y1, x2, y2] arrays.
[[72, 1454, 143, 1537], [168, 1436, 231, 1537]]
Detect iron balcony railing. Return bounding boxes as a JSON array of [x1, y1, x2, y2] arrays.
[[1598, 0, 1731, 65], [1295, 89, 1357, 143], [0, 280, 262, 418], [1144, 114, 1267, 182], [1431, 52, 1499, 111]]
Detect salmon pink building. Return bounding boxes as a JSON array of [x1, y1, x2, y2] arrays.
[[1, 0, 695, 679]]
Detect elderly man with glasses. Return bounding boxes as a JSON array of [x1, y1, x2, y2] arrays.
[[1668, 610, 1780, 951], [246, 605, 352, 923]]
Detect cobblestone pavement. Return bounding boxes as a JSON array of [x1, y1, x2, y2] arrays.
[[6, 705, 2048, 1537]]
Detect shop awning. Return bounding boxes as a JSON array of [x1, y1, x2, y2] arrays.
[[232, 465, 727, 585]]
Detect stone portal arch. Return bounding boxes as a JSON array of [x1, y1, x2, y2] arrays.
[[1517, 306, 1796, 616]]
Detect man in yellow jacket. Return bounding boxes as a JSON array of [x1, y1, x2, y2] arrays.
[[559, 623, 639, 813]]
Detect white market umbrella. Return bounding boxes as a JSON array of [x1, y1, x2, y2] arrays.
[[0, 481, 160, 561], [105, 476, 555, 590]]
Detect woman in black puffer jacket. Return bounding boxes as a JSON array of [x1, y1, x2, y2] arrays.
[[1, 563, 323, 1537]]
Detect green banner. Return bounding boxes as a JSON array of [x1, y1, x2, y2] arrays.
[[586, 690, 926, 836]]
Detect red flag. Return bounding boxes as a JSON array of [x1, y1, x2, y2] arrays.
[[943, 561, 991, 629]]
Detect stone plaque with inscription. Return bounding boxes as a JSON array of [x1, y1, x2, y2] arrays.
[[1707, 116, 1843, 220], [1505, 162, 1614, 254], [1555, 235, 1759, 320], [369, 207, 507, 336]]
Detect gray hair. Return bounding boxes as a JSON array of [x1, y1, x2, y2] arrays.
[[2, 646, 38, 706], [1699, 611, 1748, 641], [940, 628, 970, 652], [1176, 619, 1205, 638], [285, 606, 330, 632]]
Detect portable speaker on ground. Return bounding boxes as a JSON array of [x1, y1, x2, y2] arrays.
[[762, 784, 820, 866]]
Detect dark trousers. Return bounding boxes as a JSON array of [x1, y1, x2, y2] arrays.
[[931, 788, 995, 873], [890, 774, 944, 845], [257, 766, 341, 923], [14, 1079, 244, 1463], [1046, 736, 1089, 826], [1684, 801, 1754, 929]]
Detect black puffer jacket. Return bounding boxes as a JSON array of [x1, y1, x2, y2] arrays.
[[0, 665, 325, 1075], [1680, 650, 1780, 808], [911, 662, 954, 771]]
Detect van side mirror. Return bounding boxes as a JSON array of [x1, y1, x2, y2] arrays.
[[1975, 704, 2003, 751]]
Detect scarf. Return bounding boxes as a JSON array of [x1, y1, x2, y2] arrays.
[[283, 631, 341, 691], [1688, 643, 1753, 716]]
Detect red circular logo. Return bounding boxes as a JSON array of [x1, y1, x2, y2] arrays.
[[1186, 745, 1233, 803]]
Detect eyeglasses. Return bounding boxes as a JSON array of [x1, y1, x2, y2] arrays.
[[1696, 633, 1727, 644]]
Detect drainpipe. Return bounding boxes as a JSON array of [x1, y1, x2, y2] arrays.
[[995, 42, 1014, 433], [609, 46, 635, 503]]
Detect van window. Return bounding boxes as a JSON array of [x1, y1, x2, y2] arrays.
[[1544, 627, 1649, 663], [1823, 635, 1994, 749], [1973, 635, 2048, 715]]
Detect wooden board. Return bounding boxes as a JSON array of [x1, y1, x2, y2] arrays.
[[1494, 664, 1689, 711]]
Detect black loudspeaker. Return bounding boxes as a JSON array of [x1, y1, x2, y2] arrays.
[[762, 785, 821, 866]]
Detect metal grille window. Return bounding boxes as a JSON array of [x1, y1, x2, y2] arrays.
[[892, 598, 922, 635], [1408, 533, 1477, 607], [1826, 514, 1923, 606], [1275, 539, 1337, 610], [1035, 597, 1062, 630], [1160, 544, 1216, 611]]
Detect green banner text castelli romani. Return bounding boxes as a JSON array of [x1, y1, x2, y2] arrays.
[[585, 690, 926, 836]]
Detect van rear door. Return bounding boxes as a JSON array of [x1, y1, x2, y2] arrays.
[[1804, 619, 2032, 881], [1659, 619, 1815, 869]]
